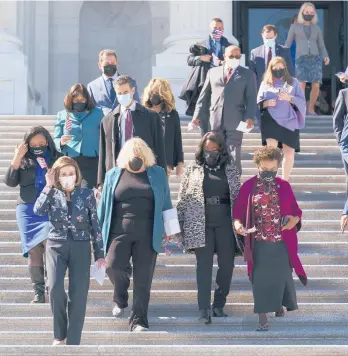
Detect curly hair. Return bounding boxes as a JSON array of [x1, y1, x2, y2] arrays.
[[142, 78, 176, 112], [253, 146, 283, 166], [195, 131, 230, 166]]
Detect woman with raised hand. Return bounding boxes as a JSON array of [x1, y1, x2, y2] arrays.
[[234, 146, 307, 332], [34, 156, 105, 345], [54, 83, 104, 188], [4, 126, 61, 303], [143, 78, 184, 177], [176, 131, 242, 324], [98, 137, 174, 332]]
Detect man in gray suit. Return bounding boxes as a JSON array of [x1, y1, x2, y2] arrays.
[[191, 45, 256, 175]]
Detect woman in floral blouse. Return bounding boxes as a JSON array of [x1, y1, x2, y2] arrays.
[[233, 146, 307, 331], [34, 156, 105, 345]]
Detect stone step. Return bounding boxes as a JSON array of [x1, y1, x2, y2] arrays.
[[0, 346, 347, 356], [0, 289, 346, 304], [0, 263, 345, 278], [0, 275, 346, 291], [0, 302, 345, 318], [0, 326, 347, 346]]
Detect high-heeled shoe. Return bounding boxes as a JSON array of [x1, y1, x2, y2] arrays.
[[198, 308, 212, 325]]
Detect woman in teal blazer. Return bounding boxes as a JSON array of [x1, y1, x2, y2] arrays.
[[54, 83, 104, 188], [97, 137, 173, 332]]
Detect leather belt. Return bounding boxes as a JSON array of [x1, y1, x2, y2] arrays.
[[205, 196, 230, 205]]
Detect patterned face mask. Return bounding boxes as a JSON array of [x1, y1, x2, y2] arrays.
[[259, 170, 277, 182], [59, 175, 76, 190]]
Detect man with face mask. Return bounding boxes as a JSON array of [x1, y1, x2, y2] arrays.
[[250, 25, 294, 91], [191, 45, 257, 175], [98, 75, 166, 185], [87, 49, 140, 115]]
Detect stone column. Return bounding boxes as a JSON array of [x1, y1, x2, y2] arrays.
[[152, 1, 236, 115]]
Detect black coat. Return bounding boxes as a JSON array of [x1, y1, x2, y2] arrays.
[[97, 103, 166, 185], [159, 109, 184, 168], [4, 150, 62, 204]]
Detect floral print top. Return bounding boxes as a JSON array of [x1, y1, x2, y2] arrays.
[[253, 178, 282, 242]]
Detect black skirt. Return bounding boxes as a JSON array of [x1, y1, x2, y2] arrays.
[[72, 156, 98, 189], [261, 110, 300, 152]]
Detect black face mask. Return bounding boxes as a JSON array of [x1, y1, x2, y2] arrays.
[[303, 14, 314, 21], [259, 170, 277, 181], [72, 102, 87, 113], [150, 94, 163, 107], [30, 146, 47, 157], [129, 157, 143, 172], [272, 68, 285, 79], [103, 65, 117, 77], [203, 150, 220, 167]]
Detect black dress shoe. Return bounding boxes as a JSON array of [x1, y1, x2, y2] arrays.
[[198, 309, 212, 324], [213, 307, 228, 317]]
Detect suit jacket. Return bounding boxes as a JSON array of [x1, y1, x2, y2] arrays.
[[249, 44, 295, 89], [98, 103, 167, 184], [194, 65, 257, 134], [87, 74, 140, 115], [97, 166, 172, 254], [34, 186, 104, 260]]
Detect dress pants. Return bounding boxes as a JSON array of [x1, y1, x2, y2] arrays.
[[106, 225, 157, 331], [46, 238, 91, 345], [223, 129, 243, 175], [194, 213, 236, 310]]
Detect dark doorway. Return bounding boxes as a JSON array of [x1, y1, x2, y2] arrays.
[[233, 1, 346, 113]]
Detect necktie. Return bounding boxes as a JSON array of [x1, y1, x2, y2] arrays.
[[267, 47, 272, 69], [225, 68, 233, 83], [125, 109, 133, 142], [107, 78, 116, 104]]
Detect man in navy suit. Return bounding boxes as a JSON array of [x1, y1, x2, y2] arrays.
[[87, 49, 140, 115], [187, 18, 239, 68], [249, 25, 294, 90]]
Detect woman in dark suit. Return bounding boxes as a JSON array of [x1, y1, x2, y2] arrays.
[[3, 126, 61, 303], [143, 78, 184, 176], [176, 131, 242, 324], [54, 83, 104, 188]]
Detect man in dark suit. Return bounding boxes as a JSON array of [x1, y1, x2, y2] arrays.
[[87, 49, 140, 115], [333, 88, 348, 195], [187, 18, 238, 69], [249, 25, 294, 90], [191, 45, 256, 175], [98, 75, 166, 185]]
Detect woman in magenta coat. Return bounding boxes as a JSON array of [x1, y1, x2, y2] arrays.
[[233, 146, 307, 331]]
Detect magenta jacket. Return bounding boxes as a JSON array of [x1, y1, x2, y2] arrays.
[[233, 176, 307, 286]]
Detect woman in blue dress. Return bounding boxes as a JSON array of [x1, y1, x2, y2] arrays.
[[4, 126, 61, 303]]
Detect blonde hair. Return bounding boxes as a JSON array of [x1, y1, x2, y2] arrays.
[[51, 156, 82, 190], [297, 2, 318, 24], [143, 78, 176, 112], [98, 49, 117, 63], [117, 137, 156, 169], [263, 56, 293, 86]]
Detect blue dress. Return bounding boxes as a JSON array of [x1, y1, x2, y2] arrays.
[[16, 154, 50, 257]]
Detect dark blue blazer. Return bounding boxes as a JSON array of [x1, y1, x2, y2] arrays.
[[87, 73, 140, 115], [249, 44, 295, 89]]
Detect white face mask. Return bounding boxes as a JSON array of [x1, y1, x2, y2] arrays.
[[59, 175, 76, 191], [263, 38, 275, 47], [226, 58, 240, 69], [117, 93, 132, 107]]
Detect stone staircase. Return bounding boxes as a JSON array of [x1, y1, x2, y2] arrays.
[[0, 115, 347, 356]]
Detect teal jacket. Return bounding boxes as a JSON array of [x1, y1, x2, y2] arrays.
[[97, 166, 172, 254], [54, 108, 104, 157]]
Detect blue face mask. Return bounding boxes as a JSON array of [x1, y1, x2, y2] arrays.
[[117, 93, 132, 107], [264, 38, 275, 48]]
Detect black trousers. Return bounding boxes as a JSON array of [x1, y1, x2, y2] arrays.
[[72, 156, 98, 189], [194, 215, 235, 310], [46, 238, 91, 345], [106, 228, 157, 331]]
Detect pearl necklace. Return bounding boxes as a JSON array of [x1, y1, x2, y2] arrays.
[[204, 164, 221, 171]]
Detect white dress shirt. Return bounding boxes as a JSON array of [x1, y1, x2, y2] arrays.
[[264, 44, 276, 69], [119, 100, 137, 148]]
